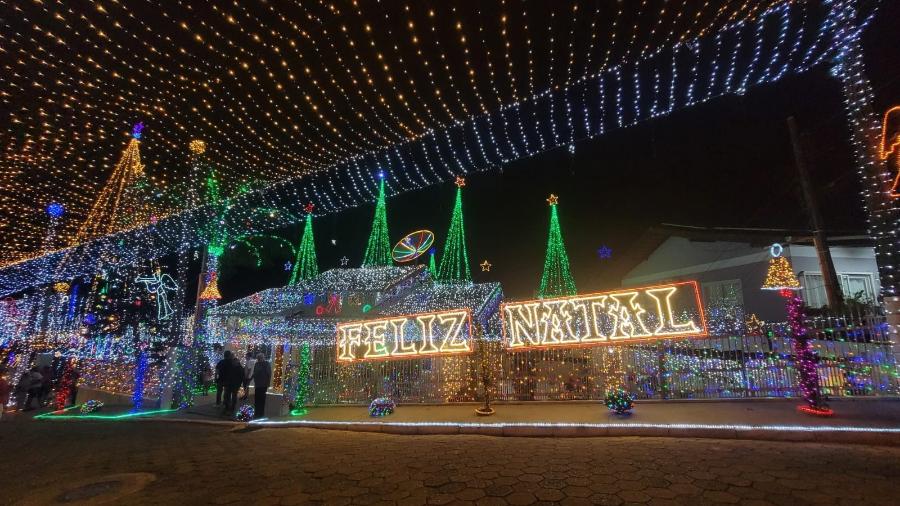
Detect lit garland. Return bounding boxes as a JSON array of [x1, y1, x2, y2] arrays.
[[538, 195, 576, 298]]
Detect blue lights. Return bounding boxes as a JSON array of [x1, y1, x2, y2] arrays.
[[46, 202, 64, 219]]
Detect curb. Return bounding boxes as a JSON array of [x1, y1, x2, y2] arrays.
[[244, 419, 900, 446], [34, 415, 900, 446]]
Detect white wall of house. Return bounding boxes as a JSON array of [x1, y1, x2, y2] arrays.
[[622, 237, 881, 322]]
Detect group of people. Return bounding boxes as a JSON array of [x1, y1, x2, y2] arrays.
[[0, 363, 79, 419], [214, 351, 271, 419]]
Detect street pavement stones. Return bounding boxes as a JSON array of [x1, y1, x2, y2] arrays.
[[0, 421, 898, 505]]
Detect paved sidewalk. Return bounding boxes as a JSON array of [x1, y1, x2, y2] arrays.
[[2, 421, 899, 505]]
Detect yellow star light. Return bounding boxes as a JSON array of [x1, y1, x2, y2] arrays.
[[480, 260, 491, 272], [455, 176, 466, 188], [546, 194, 559, 206]]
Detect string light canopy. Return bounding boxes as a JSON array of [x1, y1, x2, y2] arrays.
[[0, 1, 870, 295]]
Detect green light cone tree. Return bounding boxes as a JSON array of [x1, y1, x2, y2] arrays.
[[289, 213, 319, 284], [428, 249, 437, 277], [538, 195, 576, 298], [362, 177, 391, 267], [437, 178, 471, 282]]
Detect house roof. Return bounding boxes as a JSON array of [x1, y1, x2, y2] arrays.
[[610, 223, 871, 286]]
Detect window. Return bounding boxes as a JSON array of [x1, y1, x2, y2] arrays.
[[701, 279, 744, 308], [801, 272, 876, 307]]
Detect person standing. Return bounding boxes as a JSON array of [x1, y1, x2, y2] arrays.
[[38, 365, 52, 407], [222, 352, 243, 416], [251, 353, 272, 419], [0, 370, 11, 420], [214, 351, 231, 406], [241, 353, 256, 401], [22, 367, 43, 411]]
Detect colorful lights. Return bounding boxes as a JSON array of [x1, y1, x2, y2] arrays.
[[368, 397, 396, 417], [503, 282, 707, 350], [761, 244, 801, 291], [198, 272, 223, 301], [337, 309, 473, 363], [391, 230, 435, 263]]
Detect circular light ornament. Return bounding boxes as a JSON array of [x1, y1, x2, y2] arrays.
[[770, 243, 784, 258], [391, 230, 434, 263], [189, 139, 206, 154], [46, 202, 64, 219]]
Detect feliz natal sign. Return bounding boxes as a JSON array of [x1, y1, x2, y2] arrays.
[[502, 281, 707, 350], [336, 309, 473, 363]]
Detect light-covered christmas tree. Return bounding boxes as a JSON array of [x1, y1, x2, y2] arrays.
[[538, 194, 576, 298], [362, 174, 391, 267], [437, 177, 471, 283], [289, 210, 319, 284]]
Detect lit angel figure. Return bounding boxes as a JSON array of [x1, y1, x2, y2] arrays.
[[136, 270, 179, 320], [879, 106, 900, 197]]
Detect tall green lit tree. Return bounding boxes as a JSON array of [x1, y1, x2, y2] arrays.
[[289, 209, 319, 284], [437, 177, 471, 282], [428, 249, 437, 278], [538, 194, 576, 298], [362, 174, 391, 267]]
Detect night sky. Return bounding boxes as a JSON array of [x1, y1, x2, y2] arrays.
[[214, 1, 900, 304]]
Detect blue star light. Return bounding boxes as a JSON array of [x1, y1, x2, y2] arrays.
[[597, 246, 613, 259]]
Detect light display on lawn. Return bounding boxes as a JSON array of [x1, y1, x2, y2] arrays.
[[337, 309, 473, 363], [503, 282, 707, 350]]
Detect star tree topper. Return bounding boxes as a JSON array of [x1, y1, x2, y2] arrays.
[[546, 194, 559, 206], [455, 176, 466, 188], [304, 202, 315, 214]]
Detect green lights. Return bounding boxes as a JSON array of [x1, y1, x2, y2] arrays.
[[362, 179, 392, 267], [538, 200, 576, 298], [35, 405, 180, 421], [437, 186, 471, 282], [289, 214, 319, 284], [295, 342, 311, 409]]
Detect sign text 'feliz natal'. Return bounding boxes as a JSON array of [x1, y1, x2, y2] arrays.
[[337, 309, 472, 363], [502, 281, 707, 350]]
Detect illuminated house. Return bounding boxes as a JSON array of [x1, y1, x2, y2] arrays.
[[620, 225, 882, 321], [206, 265, 503, 410]]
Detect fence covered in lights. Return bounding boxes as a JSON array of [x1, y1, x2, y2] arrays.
[[203, 267, 898, 406]]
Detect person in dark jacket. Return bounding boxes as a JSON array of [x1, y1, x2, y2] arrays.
[[251, 353, 272, 419], [214, 351, 231, 406], [222, 353, 244, 415]]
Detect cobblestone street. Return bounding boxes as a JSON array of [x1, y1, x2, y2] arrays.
[[1, 421, 898, 505]]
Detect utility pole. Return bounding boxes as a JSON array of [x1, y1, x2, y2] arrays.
[[788, 116, 843, 309]]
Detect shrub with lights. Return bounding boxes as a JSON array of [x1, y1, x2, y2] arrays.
[[235, 404, 255, 422], [368, 397, 395, 417], [80, 400, 104, 414], [605, 390, 635, 415]]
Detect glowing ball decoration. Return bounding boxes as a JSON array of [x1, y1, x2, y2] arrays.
[[368, 397, 395, 417], [605, 390, 635, 415], [391, 230, 434, 263], [189, 139, 207, 154], [80, 400, 104, 414], [236, 404, 255, 422], [46, 202, 64, 219]]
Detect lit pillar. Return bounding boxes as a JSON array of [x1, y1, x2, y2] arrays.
[[828, 0, 900, 359]]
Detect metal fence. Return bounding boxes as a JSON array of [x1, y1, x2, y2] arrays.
[[299, 311, 898, 405]]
